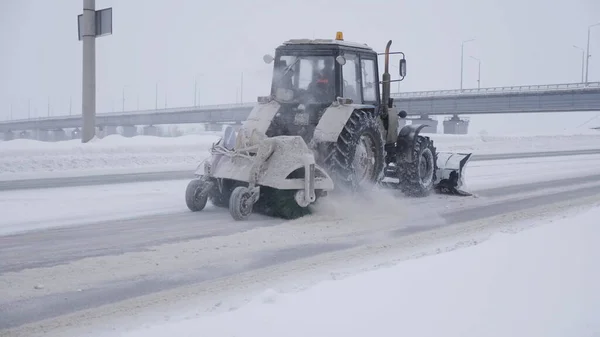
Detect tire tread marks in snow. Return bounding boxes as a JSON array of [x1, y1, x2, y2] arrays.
[[325, 109, 385, 192]]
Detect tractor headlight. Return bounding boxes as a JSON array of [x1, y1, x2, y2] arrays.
[[257, 96, 271, 104], [336, 97, 353, 105]]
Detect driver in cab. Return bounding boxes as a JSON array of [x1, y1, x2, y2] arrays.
[[308, 58, 335, 102]]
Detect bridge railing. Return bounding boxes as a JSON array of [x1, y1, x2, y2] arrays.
[[391, 82, 600, 98], [0, 102, 256, 124], [98, 102, 255, 117], [3, 81, 600, 124]]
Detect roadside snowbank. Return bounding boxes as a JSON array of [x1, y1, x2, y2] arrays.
[[119, 204, 600, 337], [0, 134, 221, 180], [1, 131, 599, 181], [0, 179, 189, 236]]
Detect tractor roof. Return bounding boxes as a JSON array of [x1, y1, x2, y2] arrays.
[[282, 38, 373, 51]]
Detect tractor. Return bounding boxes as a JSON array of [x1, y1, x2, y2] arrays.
[[185, 32, 472, 220]]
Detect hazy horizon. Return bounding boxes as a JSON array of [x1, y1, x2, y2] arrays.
[[1, 0, 599, 134]]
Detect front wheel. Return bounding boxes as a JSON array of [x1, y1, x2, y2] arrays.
[[185, 178, 209, 211], [229, 186, 254, 221], [397, 135, 437, 197]]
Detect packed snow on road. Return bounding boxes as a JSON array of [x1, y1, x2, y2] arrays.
[[93, 203, 600, 337], [2, 152, 600, 236]]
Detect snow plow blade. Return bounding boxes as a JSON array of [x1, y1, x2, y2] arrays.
[[434, 152, 473, 196]]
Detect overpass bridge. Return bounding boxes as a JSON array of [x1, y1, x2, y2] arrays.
[[1, 81, 599, 140]]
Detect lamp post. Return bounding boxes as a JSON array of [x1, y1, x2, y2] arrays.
[[194, 73, 206, 106], [573, 45, 585, 83], [194, 79, 198, 106], [461, 39, 475, 90], [585, 23, 600, 84], [240, 72, 244, 103], [470, 56, 481, 89]]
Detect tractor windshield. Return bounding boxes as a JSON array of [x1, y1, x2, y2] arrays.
[[271, 55, 336, 104]]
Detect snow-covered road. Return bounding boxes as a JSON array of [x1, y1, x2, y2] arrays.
[[119, 203, 600, 337], [1, 153, 600, 336], [3, 153, 600, 236]]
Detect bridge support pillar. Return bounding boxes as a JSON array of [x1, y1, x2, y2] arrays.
[[143, 125, 159, 136], [98, 125, 118, 138], [122, 125, 137, 138], [2, 131, 14, 141], [34, 129, 50, 142], [205, 123, 223, 132], [51, 129, 67, 142], [71, 128, 82, 139], [443, 115, 470, 134], [411, 114, 438, 133], [19, 130, 32, 139]]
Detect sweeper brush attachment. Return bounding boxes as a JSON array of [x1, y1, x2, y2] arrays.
[[186, 126, 334, 221]]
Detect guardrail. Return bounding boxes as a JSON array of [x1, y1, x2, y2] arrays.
[[391, 82, 600, 98]]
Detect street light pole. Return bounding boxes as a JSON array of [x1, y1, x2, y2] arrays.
[[574, 45, 585, 83], [461, 39, 475, 90], [470, 56, 481, 89], [240, 72, 244, 103], [78, 0, 112, 142], [81, 0, 96, 142], [585, 23, 600, 84], [194, 79, 197, 106]]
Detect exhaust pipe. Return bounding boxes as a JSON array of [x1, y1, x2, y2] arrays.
[[381, 40, 392, 119]]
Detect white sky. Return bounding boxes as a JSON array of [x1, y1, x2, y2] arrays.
[[1, 0, 599, 134]]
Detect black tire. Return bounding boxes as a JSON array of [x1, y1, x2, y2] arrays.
[[185, 178, 209, 211], [397, 135, 438, 197], [229, 186, 254, 221], [325, 109, 385, 192]]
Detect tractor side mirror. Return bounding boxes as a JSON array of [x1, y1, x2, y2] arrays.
[[336, 55, 346, 65], [399, 59, 407, 77], [263, 54, 274, 64]]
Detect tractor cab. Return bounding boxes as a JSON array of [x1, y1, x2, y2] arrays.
[[263, 33, 387, 108]]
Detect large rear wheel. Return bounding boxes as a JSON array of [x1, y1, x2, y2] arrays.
[[326, 109, 385, 192]]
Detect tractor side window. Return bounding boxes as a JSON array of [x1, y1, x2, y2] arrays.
[[361, 58, 377, 102], [342, 54, 361, 102]]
